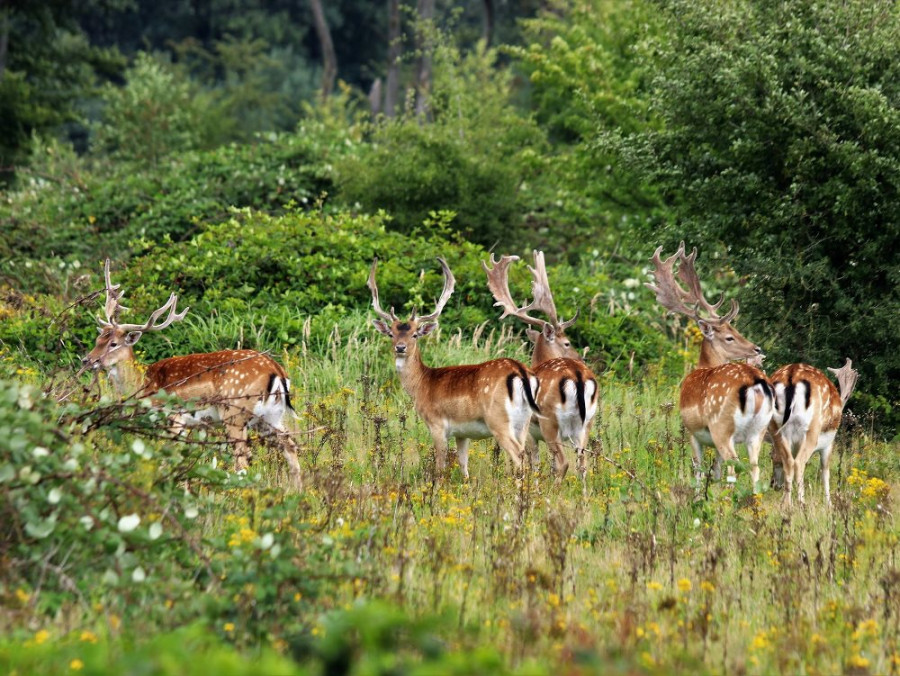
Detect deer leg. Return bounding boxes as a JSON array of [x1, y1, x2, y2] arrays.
[[538, 417, 569, 480], [492, 430, 524, 474], [709, 428, 739, 485], [455, 438, 471, 480], [525, 434, 541, 470], [768, 427, 784, 490], [279, 436, 303, 491], [793, 427, 821, 507], [746, 429, 766, 493], [227, 423, 250, 472], [820, 442, 834, 507], [428, 424, 451, 478], [771, 433, 795, 507], [689, 436, 705, 483]]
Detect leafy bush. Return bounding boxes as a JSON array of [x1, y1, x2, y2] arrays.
[[0, 132, 334, 294], [335, 39, 547, 248], [608, 0, 900, 433]]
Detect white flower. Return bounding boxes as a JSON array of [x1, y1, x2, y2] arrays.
[[132, 439, 146, 457], [149, 522, 163, 540], [48, 488, 62, 505], [693, 518, 701, 528], [184, 506, 199, 520], [32, 447, 49, 458], [117, 513, 141, 533], [80, 516, 94, 531], [132, 567, 146, 583], [259, 533, 274, 550]]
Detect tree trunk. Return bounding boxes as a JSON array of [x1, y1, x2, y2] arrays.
[[482, 0, 494, 47], [308, 0, 337, 98], [414, 0, 435, 119], [384, 0, 401, 118]]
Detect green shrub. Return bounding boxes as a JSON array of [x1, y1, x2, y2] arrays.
[[0, 133, 333, 294], [335, 39, 546, 248]]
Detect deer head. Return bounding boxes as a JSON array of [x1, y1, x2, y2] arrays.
[[482, 250, 582, 364], [82, 259, 189, 370], [646, 242, 762, 367]]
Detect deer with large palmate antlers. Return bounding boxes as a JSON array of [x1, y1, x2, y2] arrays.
[[647, 243, 773, 490], [368, 257, 541, 479], [768, 359, 858, 506], [81, 259, 302, 489], [483, 251, 598, 482]]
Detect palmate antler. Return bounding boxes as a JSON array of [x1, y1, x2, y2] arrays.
[[482, 250, 578, 330], [367, 257, 456, 323], [646, 242, 738, 325], [97, 258, 189, 333], [827, 358, 859, 407]]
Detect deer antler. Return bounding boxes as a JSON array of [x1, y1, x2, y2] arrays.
[[98, 258, 130, 327], [367, 258, 397, 322], [527, 250, 578, 330], [482, 254, 546, 328], [98, 258, 188, 333], [417, 258, 456, 322], [646, 242, 738, 325], [827, 358, 859, 407], [483, 251, 578, 330]]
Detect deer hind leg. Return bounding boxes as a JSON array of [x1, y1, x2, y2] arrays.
[[538, 417, 569, 480], [709, 427, 739, 485], [689, 436, 705, 482], [793, 426, 822, 507], [745, 429, 767, 493], [455, 438, 471, 480], [771, 433, 795, 507], [819, 440, 835, 507]]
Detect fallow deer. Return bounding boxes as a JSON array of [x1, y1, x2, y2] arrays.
[[483, 251, 598, 482], [81, 260, 302, 489], [647, 243, 773, 490], [368, 257, 540, 479], [769, 359, 858, 506]]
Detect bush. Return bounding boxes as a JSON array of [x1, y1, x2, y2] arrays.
[[0, 133, 334, 295], [609, 0, 900, 433], [336, 39, 546, 248]]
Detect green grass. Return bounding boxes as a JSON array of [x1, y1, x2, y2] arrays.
[[2, 322, 898, 675]]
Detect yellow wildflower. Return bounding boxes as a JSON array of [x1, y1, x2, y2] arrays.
[[70, 659, 84, 671], [677, 578, 692, 592]]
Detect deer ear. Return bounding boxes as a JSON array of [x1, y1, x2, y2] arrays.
[[415, 322, 438, 337], [541, 323, 557, 342], [372, 320, 393, 337], [525, 328, 540, 344], [124, 331, 143, 346], [696, 319, 716, 340]]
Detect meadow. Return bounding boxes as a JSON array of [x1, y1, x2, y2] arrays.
[[2, 314, 897, 675]]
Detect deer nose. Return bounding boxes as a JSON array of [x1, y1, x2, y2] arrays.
[[395, 344, 407, 354]]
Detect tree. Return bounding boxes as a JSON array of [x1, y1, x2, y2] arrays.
[[308, 0, 337, 98], [0, 0, 126, 181], [619, 0, 900, 432]]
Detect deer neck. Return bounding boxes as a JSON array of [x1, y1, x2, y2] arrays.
[[394, 346, 432, 400], [697, 339, 727, 369], [107, 350, 145, 395], [531, 339, 553, 368]]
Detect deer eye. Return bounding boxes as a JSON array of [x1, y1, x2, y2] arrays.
[[110, 342, 118, 348], [563, 341, 571, 348], [725, 335, 734, 342]]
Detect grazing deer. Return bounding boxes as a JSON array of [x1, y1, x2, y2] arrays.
[[647, 243, 773, 490], [368, 257, 540, 479], [769, 359, 858, 506], [81, 260, 302, 489], [483, 251, 598, 482]]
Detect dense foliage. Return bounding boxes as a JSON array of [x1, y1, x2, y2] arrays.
[[615, 0, 900, 429], [3, 0, 900, 672]]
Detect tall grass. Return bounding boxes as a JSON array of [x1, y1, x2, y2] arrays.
[[6, 317, 898, 674]]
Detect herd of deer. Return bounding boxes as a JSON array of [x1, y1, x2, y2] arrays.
[[80, 244, 857, 507]]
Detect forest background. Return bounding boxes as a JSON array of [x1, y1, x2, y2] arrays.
[[1, 0, 899, 674]]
